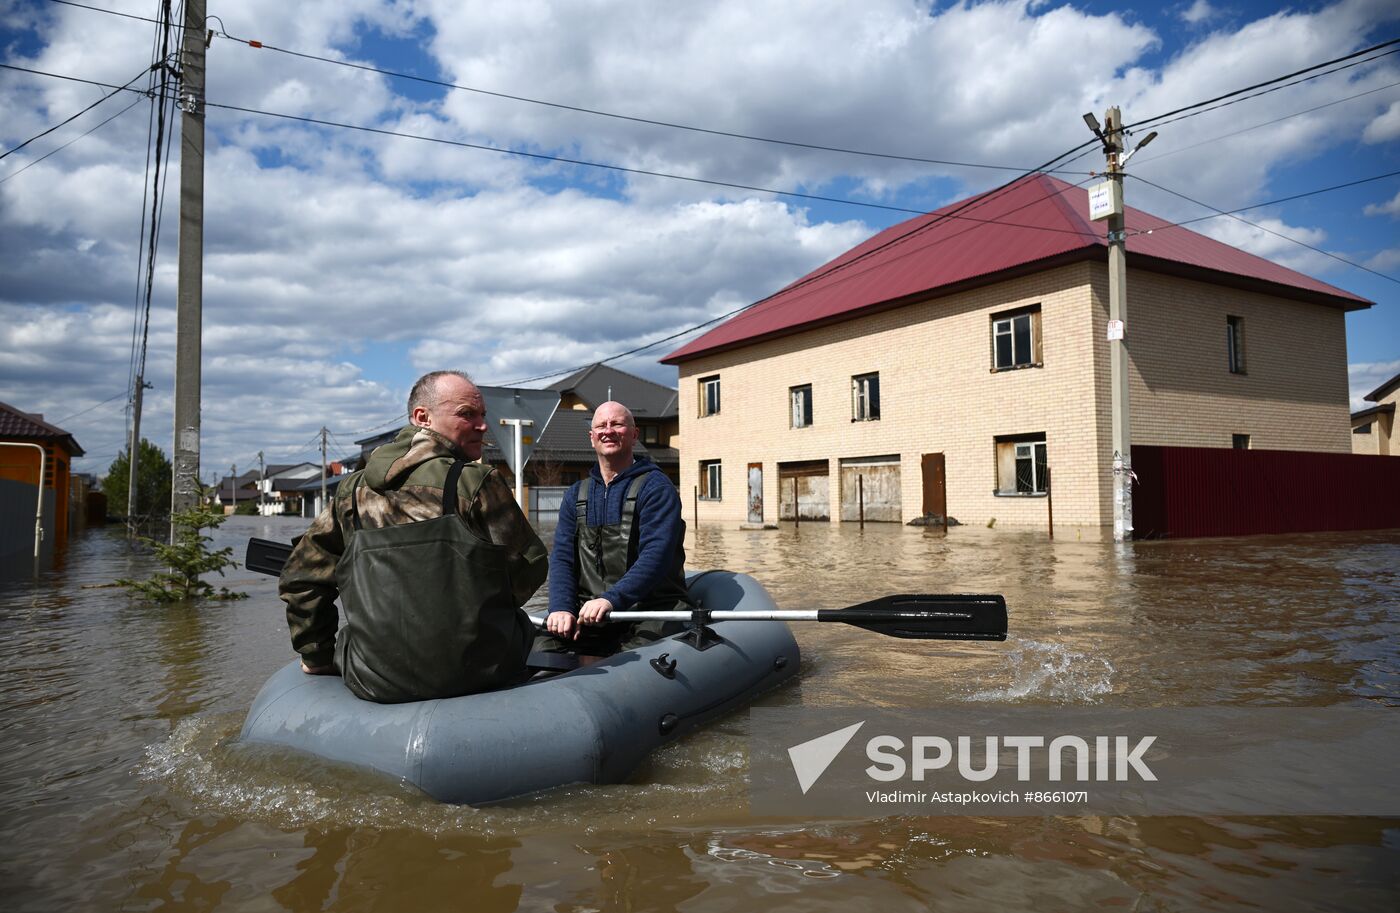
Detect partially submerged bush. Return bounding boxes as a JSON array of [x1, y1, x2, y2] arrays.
[[118, 507, 247, 602]]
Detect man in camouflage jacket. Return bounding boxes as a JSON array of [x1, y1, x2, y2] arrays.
[[279, 371, 548, 702]]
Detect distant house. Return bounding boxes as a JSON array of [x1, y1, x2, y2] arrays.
[[1352, 371, 1399, 456], [0, 401, 84, 556], [345, 365, 681, 495], [661, 173, 1368, 529], [214, 470, 260, 513], [547, 363, 681, 454]]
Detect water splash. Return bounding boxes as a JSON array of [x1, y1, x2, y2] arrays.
[[967, 640, 1115, 703]]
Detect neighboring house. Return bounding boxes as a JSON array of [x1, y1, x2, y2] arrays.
[[259, 462, 326, 515], [1351, 370, 1399, 456], [347, 366, 681, 493], [661, 173, 1368, 529], [214, 471, 260, 512], [0, 401, 84, 556], [547, 362, 682, 455]]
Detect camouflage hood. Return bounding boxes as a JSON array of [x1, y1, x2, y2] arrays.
[[362, 425, 467, 492]]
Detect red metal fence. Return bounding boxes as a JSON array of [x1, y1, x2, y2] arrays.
[[1132, 445, 1400, 539]]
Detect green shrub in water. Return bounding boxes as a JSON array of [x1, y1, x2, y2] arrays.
[[118, 507, 248, 602]]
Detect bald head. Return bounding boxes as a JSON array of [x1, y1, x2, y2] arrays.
[[589, 401, 638, 470]]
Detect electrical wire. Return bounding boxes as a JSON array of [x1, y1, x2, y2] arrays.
[[1132, 170, 1400, 229], [1127, 173, 1399, 284], [212, 30, 1085, 176], [52, 390, 131, 425], [1122, 39, 1400, 132], [0, 63, 151, 161], [43, 0, 163, 25], [1133, 79, 1400, 167], [0, 94, 145, 184]]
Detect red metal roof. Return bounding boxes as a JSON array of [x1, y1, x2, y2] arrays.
[[662, 173, 1370, 364]]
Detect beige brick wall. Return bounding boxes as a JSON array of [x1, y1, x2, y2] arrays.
[[1350, 386, 1397, 456], [675, 262, 1355, 529], [1107, 269, 1352, 453]]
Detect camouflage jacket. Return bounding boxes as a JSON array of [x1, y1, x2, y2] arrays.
[[279, 425, 548, 669]]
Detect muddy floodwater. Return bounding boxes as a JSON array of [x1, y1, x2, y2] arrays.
[[2, 517, 1397, 911]]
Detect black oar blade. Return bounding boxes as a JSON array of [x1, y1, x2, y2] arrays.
[[246, 538, 294, 577], [818, 594, 1007, 641]]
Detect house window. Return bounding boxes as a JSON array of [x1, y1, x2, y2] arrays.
[[640, 425, 660, 444], [1227, 315, 1246, 374], [699, 375, 721, 416], [1353, 423, 1373, 435], [1232, 434, 1251, 449], [995, 433, 1048, 495], [852, 373, 880, 421], [699, 460, 722, 500], [992, 305, 1042, 371], [790, 384, 813, 428]]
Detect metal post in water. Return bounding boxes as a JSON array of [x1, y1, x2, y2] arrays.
[[858, 474, 865, 529], [792, 477, 799, 529], [1046, 466, 1054, 540]]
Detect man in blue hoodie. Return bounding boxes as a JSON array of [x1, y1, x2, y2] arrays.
[[538, 400, 690, 656]]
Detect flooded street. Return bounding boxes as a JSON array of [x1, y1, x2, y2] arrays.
[[2, 516, 1397, 911]]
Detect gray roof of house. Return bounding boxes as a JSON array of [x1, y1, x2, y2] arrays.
[[546, 363, 678, 419]]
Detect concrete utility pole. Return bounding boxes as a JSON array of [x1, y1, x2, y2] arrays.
[[125, 376, 150, 534], [170, 0, 207, 522], [257, 450, 265, 516], [1105, 107, 1131, 544], [229, 463, 237, 513], [1084, 107, 1156, 543], [320, 427, 329, 515]]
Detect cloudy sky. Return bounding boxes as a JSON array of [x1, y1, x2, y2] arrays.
[[2, 0, 1397, 480]]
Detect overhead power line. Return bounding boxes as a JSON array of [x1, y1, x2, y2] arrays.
[[42, 0, 1079, 174], [1134, 79, 1400, 166], [1123, 38, 1400, 131], [0, 94, 144, 184], [43, 0, 162, 25], [213, 29, 1080, 175], [0, 63, 151, 162], [1133, 170, 1400, 229], [52, 389, 131, 424], [1128, 173, 1400, 285]]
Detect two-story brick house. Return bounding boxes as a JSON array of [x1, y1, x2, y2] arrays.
[[661, 174, 1370, 530]]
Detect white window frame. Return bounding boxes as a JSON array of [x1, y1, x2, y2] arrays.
[[790, 384, 813, 428], [994, 434, 1048, 496], [699, 460, 722, 500], [851, 372, 880, 422], [699, 375, 721, 417]]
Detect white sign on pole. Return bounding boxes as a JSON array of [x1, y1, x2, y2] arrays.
[[1107, 319, 1125, 341], [476, 386, 561, 476], [1088, 180, 1122, 221]]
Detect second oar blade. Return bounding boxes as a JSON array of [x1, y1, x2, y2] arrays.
[[818, 593, 1008, 641]]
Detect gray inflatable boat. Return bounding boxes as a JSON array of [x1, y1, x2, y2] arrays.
[[239, 570, 799, 804]]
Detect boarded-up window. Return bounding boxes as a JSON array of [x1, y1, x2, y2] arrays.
[[994, 433, 1047, 495], [839, 455, 901, 522]]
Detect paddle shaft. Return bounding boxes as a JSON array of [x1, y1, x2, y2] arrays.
[[249, 537, 1007, 640]]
